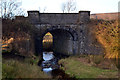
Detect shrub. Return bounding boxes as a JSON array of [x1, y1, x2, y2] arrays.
[[2, 59, 50, 78], [95, 20, 119, 59]]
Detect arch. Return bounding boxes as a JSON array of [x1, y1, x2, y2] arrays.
[[43, 26, 78, 41], [40, 26, 78, 55], [42, 32, 53, 51]]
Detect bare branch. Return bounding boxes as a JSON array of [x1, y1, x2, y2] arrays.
[[1, 0, 24, 19], [61, 3, 66, 13], [61, 0, 77, 13]]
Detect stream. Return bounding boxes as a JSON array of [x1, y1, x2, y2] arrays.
[[41, 52, 77, 79], [42, 52, 59, 76]]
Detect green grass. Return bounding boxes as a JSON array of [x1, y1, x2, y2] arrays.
[[0, 61, 2, 79], [0, 53, 2, 79], [2, 59, 50, 78], [59, 56, 118, 78]]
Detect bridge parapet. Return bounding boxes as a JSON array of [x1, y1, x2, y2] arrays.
[[27, 11, 90, 25], [79, 11, 90, 23], [27, 11, 40, 24]]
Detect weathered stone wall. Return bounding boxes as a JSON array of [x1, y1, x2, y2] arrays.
[[52, 30, 73, 55], [28, 11, 40, 23], [27, 11, 90, 25], [39, 13, 79, 25], [27, 11, 103, 55]]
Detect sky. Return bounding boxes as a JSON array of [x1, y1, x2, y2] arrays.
[[21, 0, 120, 14]]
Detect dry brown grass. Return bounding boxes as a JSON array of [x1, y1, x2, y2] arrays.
[[95, 20, 119, 59], [2, 59, 50, 78]]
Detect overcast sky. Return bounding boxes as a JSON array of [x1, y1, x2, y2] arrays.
[[21, 0, 120, 14]]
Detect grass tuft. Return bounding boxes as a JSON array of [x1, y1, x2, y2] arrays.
[[2, 59, 50, 78], [59, 56, 118, 78]]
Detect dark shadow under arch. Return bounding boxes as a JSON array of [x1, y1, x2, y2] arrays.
[[43, 26, 78, 41], [39, 26, 78, 56]]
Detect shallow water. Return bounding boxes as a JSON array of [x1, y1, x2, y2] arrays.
[[41, 52, 77, 79], [41, 52, 59, 76], [43, 52, 54, 61]]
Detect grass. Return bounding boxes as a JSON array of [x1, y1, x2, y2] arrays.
[[58, 56, 119, 78], [0, 61, 2, 79], [2, 58, 50, 78], [0, 53, 2, 79]]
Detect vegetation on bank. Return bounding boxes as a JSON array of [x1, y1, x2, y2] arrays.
[[2, 17, 120, 79], [59, 55, 119, 78], [2, 18, 50, 79], [2, 18, 37, 57], [94, 20, 119, 59], [92, 19, 120, 70], [2, 56, 50, 78], [0, 59, 2, 79]]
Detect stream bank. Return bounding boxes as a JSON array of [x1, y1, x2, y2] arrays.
[[40, 51, 77, 79], [58, 56, 119, 78]]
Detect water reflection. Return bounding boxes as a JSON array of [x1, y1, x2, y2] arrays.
[[41, 52, 76, 79], [42, 67, 52, 76], [43, 52, 54, 61], [42, 52, 59, 75]]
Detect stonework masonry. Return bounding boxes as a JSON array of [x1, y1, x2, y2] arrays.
[[27, 11, 103, 55]]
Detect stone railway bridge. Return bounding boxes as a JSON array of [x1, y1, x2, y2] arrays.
[[27, 11, 103, 56]]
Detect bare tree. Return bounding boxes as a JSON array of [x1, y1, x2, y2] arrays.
[[61, 0, 77, 13], [1, 0, 24, 19], [61, 3, 66, 13]]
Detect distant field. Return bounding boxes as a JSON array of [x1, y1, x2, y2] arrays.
[[91, 12, 118, 20]]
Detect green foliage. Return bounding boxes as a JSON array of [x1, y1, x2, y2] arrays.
[[24, 56, 40, 65], [59, 56, 118, 78], [90, 55, 104, 65], [0, 61, 2, 79], [2, 50, 11, 54], [2, 63, 16, 78], [2, 59, 50, 78]]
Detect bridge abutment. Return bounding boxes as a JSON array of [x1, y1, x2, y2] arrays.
[[27, 10, 103, 56]]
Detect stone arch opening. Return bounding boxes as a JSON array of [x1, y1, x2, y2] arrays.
[[41, 27, 78, 56], [42, 32, 53, 52]]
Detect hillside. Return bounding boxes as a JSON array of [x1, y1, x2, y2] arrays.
[[91, 12, 118, 20]]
